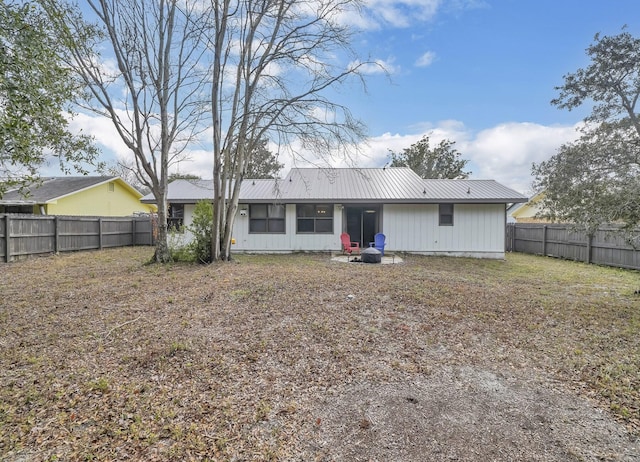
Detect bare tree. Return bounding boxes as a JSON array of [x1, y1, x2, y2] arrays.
[[44, 0, 211, 262], [208, 0, 371, 261], [102, 158, 151, 195]]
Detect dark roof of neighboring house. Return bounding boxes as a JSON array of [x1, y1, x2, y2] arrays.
[[142, 167, 528, 204], [0, 176, 138, 204]]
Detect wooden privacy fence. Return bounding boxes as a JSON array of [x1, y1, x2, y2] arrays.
[[506, 223, 640, 270], [0, 214, 156, 262]]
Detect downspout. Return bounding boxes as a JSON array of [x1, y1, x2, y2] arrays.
[[39, 205, 46, 215]]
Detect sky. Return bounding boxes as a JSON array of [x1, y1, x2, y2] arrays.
[[57, 0, 640, 195]]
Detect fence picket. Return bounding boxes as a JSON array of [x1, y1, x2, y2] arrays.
[[506, 223, 640, 270], [0, 214, 155, 262]]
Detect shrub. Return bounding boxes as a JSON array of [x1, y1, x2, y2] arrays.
[[188, 200, 213, 263], [167, 226, 194, 262]]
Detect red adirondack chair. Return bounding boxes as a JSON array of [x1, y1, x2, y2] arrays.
[[340, 232, 360, 256]]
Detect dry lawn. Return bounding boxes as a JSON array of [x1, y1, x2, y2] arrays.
[[1, 248, 639, 461]]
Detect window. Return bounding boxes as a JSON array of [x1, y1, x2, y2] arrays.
[[168, 203, 184, 231], [249, 204, 285, 233], [297, 204, 333, 233], [439, 203, 454, 226]]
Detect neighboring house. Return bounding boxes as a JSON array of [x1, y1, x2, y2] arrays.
[[0, 176, 157, 216], [507, 191, 547, 223], [143, 167, 527, 258]]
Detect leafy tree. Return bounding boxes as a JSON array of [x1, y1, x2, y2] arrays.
[[533, 29, 640, 235], [0, 0, 97, 197], [209, 0, 373, 261], [389, 135, 470, 179], [244, 139, 284, 179]]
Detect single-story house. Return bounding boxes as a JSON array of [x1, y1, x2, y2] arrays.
[[144, 167, 527, 259], [0, 176, 157, 216]]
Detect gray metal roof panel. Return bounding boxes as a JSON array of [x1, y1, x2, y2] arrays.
[[146, 168, 527, 204], [280, 167, 427, 201], [422, 179, 528, 202], [239, 179, 282, 201], [141, 179, 214, 203]]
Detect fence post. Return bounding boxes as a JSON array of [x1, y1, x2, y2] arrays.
[[132, 218, 136, 246], [512, 224, 516, 251], [586, 233, 593, 265], [54, 216, 60, 253], [4, 215, 10, 263], [542, 225, 547, 256], [98, 218, 103, 250]]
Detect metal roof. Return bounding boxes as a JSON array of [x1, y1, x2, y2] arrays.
[[149, 179, 215, 204], [142, 168, 528, 204], [0, 176, 126, 204], [281, 168, 427, 201], [421, 179, 529, 203], [144, 178, 281, 204]]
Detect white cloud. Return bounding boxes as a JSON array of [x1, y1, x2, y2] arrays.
[[342, 0, 485, 30], [463, 122, 581, 193], [68, 112, 130, 162], [415, 50, 436, 67], [363, 0, 442, 28], [340, 120, 582, 194], [58, 111, 582, 197], [171, 147, 213, 178]]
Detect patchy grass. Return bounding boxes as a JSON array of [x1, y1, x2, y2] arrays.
[[0, 248, 638, 461]]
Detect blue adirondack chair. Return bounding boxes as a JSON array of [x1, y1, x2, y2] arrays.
[[369, 233, 386, 256]]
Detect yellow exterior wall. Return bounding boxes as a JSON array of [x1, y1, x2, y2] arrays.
[[510, 202, 542, 221], [510, 192, 549, 223], [43, 180, 156, 216]]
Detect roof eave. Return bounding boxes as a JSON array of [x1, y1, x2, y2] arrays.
[[236, 198, 527, 204]]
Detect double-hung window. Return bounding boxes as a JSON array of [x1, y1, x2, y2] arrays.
[[249, 204, 285, 233], [439, 203, 454, 226], [296, 204, 333, 233]]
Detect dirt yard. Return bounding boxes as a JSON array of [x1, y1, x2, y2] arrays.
[[1, 248, 639, 461]]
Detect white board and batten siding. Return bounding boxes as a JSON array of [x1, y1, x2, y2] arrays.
[[383, 203, 507, 259], [153, 169, 526, 258], [168, 204, 198, 244], [232, 204, 344, 252]]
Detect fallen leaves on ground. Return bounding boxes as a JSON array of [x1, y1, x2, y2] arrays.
[[1, 248, 639, 461]]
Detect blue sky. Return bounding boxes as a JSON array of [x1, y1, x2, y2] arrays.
[[61, 0, 640, 194], [333, 0, 640, 193], [352, 0, 635, 132]]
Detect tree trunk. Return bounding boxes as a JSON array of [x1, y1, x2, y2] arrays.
[[221, 199, 238, 260], [211, 171, 224, 261], [154, 222, 171, 263], [152, 187, 172, 263]]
